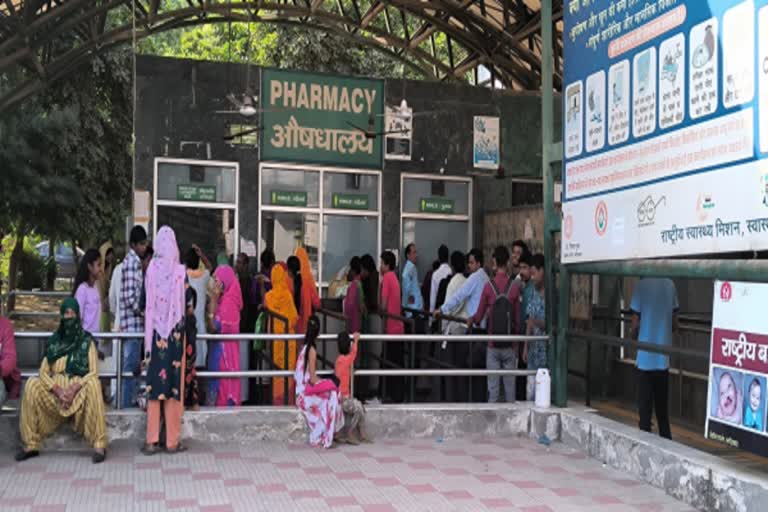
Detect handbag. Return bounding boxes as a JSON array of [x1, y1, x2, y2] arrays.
[[253, 312, 266, 352]]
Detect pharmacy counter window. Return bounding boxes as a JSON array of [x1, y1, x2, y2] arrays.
[[400, 174, 472, 278], [259, 163, 381, 298], [154, 158, 239, 259]]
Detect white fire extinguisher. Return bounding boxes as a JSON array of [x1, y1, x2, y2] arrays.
[[535, 369, 551, 409]]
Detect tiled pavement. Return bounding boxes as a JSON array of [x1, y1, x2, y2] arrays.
[[0, 437, 697, 512]]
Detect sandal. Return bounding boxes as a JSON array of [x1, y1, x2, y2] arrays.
[[15, 449, 39, 462], [92, 450, 107, 464], [166, 444, 188, 454], [141, 443, 161, 456]]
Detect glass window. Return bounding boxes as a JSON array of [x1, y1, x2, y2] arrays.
[[323, 172, 379, 210], [403, 219, 469, 277], [226, 124, 259, 146], [322, 215, 379, 284], [261, 167, 320, 208], [157, 163, 236, 203], [157, 206, 235, 262], [402, 178, 469, 215], [261, 211, 319, 278]]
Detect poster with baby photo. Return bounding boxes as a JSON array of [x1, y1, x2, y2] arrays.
[[709, 367, 744, 426], [706, 281, 768, 457], [742, 374, 766, 432]]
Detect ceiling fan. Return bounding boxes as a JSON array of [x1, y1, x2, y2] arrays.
[[216, 92, 260, 117], [346, 99, 447, 139], [346, 115, 410, 140]]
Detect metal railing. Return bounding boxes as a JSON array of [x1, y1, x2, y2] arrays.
[[13, 331, 550, 409], [568, 328, 711, 409]]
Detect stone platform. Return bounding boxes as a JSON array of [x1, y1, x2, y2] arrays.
[[1, 403, 766, 511]]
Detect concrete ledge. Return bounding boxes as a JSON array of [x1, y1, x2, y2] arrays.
[[0, 403, 539, 450], [2, 402, 767, 511], [558, 405, 768, 512]]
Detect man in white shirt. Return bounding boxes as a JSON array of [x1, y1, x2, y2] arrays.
[[109, 260, 124, 332], [511, 240, 529, 281], [106, 253, 124, 405], [430, 245, 452, 313]]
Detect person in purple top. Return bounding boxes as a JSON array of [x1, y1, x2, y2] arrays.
[[73, 249, 103, 334]]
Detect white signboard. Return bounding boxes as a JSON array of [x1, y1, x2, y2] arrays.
[[473, 116, 500, 169], [384, 105, 412, 161], [563, 1, 768, 263]]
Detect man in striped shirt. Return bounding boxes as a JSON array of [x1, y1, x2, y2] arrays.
[[119, 226, 149, 408]]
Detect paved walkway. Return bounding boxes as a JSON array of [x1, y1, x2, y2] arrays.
[[1, 437, 696, 512]]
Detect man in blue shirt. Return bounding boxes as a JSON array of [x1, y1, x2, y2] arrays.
[[630, 277, 679, 440], [436, 249, 488, 321], [401, 243, 423, 314]]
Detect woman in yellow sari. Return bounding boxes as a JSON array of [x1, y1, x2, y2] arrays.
[[16, 298, 107, 463], [264, 264, 298, 405]]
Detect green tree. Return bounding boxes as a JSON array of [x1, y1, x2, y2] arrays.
[[0, 89, 79, 299], [0, 49, 132, 296], [141, 21, 421, 80]]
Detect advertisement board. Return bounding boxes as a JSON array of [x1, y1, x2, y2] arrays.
[[707, 280, 768, 457], [473, 116, 500, 169], [562, 1, 768, 263]]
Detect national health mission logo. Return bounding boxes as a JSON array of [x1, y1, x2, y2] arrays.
[[720, 281, 733, 303], [594, 201, 608, 236]]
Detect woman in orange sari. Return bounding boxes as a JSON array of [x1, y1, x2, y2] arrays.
[[295, 248, 321, 334], [264, 264, 298, 405]]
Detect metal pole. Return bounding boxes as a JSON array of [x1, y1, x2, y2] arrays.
[[541, 0, 568, 406], [410, 338, 416, 403], [322, 314, 327, 369], [469, 335, 473, 402], [284, 331, 289, 406], [556, 265, 570, 406], [585, 337, 591, 407], [115, 338, 123, 410]]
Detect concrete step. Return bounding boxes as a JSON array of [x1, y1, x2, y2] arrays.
[[2, 402, 767, 511]]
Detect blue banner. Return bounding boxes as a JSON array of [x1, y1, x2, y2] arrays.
[[562, 1, 768, 263]]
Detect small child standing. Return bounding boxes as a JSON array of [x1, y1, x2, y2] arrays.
[[335, 332, 369, 445]]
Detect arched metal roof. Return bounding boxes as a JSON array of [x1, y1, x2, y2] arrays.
[[0, 0, 563, 112]]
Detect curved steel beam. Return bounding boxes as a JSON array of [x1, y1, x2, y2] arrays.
[[0, 0, 546, 111]]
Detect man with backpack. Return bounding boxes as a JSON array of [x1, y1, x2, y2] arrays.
[[467, 246, 521, 403]]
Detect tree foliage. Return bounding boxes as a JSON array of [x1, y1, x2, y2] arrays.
[[141, 20, 421, 80], [0, 47, 132, 291]]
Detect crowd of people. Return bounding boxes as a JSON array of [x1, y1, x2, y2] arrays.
[[0, 225, 554, 460]]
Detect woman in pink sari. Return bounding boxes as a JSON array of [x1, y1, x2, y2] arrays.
[[205, 265, 242, 407], [295, 315, 344, 448]]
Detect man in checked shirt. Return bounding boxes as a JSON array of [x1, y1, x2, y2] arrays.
[[119, 226, 149, 408]]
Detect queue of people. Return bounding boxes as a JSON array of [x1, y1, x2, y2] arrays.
[[4, 226, 558, 459]]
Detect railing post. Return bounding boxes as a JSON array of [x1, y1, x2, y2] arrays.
[[322, 313, 328, 369], [585, 338, 591, 408], [410, 336, 416, 403], [284, 325, 289, 406], [468, 333, 473, 402], [115, 337, 123, 410]]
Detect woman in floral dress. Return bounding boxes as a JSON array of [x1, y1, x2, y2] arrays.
[[294, 316, 344, 448], [142, 226, 187, 455]]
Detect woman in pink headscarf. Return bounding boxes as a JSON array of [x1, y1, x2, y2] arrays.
[[142, 226, 187, 455], [205, 264, 243, 407]]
